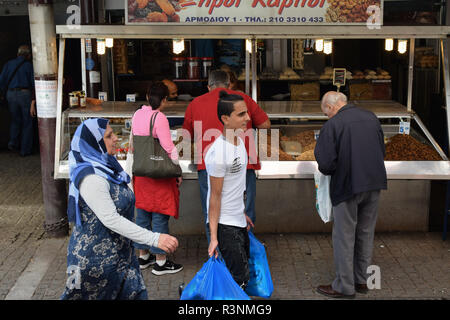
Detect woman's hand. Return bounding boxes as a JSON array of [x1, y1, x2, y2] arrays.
[[157, 233, 179, 254], [176, 176, 183, 187]]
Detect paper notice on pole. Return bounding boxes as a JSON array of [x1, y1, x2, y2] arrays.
[[89, 71, 101, 83], [35, 80, 57, 118]]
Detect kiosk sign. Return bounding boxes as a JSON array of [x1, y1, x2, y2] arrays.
[[126, 0, 383, 25]]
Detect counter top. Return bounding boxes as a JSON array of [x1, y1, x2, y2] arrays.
[[65, 100, 412, 119]]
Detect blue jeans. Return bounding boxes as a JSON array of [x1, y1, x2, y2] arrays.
[[133, 209, 170, 255], [7, 90, 33, 155], [198, 169, 256, 243]]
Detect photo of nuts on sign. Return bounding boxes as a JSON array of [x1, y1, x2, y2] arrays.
[[325, 0, 381, 23], [127, 0, 182, 23]]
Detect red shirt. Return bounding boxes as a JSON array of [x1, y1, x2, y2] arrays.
[[183, 88, 269, 171]]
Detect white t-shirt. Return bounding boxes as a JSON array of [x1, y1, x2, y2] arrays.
[[205, 135, 248, 228]]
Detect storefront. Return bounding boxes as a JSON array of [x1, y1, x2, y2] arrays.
[[54, 1, 450, 234]]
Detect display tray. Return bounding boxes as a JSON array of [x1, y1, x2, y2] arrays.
[[65, 100, 412, 119], [256, 123, 450, 179], [58, 101, 449, 180], [258, 100, 411, 119]]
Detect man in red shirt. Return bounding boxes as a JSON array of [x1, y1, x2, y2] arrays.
[[183, 70, 270, 242]]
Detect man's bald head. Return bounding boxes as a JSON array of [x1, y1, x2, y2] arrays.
[[162, 79, 178, 99], [321, 91, 347, 118]]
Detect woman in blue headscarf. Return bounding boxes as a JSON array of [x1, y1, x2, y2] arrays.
[[61, 118, 179, 300]]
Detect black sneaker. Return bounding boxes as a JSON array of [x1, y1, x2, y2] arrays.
[[152, 260, 183, 275], [138, 254, 156, 269]]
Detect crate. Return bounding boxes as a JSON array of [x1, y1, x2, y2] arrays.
[[372, 82, 392, 100], [290, 82, 319, 101], [349, 83, 373, 100]]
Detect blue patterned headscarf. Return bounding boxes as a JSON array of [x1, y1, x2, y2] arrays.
[[68, 118, 130, 226]]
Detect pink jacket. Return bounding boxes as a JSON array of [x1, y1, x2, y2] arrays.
[[131, 105, 178, 160]]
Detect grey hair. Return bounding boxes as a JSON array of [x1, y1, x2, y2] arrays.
[[17, 45, 31, 57], [208, 70, 230, 89], [322, 91, 347, 106]]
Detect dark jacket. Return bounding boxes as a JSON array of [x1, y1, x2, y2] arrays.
[[0, 56, 34, 90], [314, 104, 387, 206]]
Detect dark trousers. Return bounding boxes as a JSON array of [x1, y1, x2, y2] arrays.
[[331, 190, 381, 295], [7, 90, 33, 155], [217, 223, 250, 289]]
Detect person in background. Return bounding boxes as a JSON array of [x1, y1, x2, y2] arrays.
[[314, 91, 387, 298], [162, 79, 183, 127], [162, 79, 178, 100], [207, 90, 254, 289], [131, 81, 183, 275], [0, 45, 36, 156], [183, 70, 270, 243], [220, 65, 240, 92], [61, 118, 179, 300]]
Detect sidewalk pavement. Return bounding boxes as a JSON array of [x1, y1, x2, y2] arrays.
[[0, 152, 449, 300]]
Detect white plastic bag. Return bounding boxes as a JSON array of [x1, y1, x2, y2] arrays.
[[314, 171, 333, 223], [125, 152, 134, 192], [124, 131, 134, 192]]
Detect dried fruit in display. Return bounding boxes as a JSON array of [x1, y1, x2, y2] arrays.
[[295, 150, 316, 161], [384, 134, 442, 161]]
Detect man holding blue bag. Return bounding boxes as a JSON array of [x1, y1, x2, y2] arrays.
[[205, 90, 255, 290]]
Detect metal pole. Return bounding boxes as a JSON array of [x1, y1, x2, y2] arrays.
[[54, 38, 65, 179], [81, 38, 86, 93], [28, 0, 68, 238], [251, 38, 257, 102], [245, 42, 250, 96], [441, 38, 450, 157], [407, 38, 415, 113]]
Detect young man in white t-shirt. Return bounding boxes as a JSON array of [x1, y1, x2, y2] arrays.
[[205, 90, 255, 289]]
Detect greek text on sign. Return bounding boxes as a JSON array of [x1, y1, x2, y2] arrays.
[[126, 0, 383, 25], [35, 80, 57, 118]]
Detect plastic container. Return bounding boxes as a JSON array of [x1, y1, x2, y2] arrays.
[[187, 57, 200, 79], [201, 57, 213, 79], [173, 57, 186, 79]]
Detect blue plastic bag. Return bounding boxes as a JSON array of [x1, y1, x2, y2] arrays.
[[180, 256, 251, 300], [245, 232, 274, 298]]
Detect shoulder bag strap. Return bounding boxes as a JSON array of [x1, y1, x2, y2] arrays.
[[6, 59, 27, 91], [149, 111, 159, 138]]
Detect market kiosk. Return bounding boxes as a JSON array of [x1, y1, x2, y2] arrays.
[[54, 2, 450, 234]]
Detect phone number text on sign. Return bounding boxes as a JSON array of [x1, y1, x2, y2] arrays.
[[184, 16, 325, 23]]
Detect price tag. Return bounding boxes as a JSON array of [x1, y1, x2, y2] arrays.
[[399, 121, 410, 135], [314, 130, 320, 140], [333, 68, 346, 88]]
